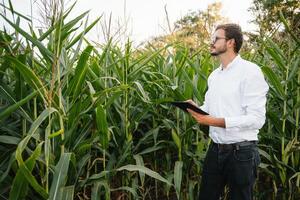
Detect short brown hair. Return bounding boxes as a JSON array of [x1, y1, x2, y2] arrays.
[[216, 23, 243, 53]]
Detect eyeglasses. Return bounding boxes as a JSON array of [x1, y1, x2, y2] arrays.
[[211, 36, 228, 44]]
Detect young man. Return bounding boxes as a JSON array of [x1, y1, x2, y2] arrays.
[[186, 24, 269, 200]]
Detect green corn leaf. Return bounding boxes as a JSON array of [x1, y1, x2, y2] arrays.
[[0, 135, 20, 145], [134, 127, 160, 150], [0, 90, 38, 121], [117, 164, 172, 186], [9, 143, 43, 200], [14, 54, 25, 101], [17, 154, 48, 199], [66, 16, 101, 49], [49, 153, 72, 200], [196, 55, 210, 98], [264, 45, 286, 73], [289, 172, 300, 189], [171, 129, 181, 150], [59, 186, 75, 200], [6, 56, 47, 103], [133, 81, 150, 103], [62, 11, 89, 33], [137, 144, 165, 155], [0, 82, 15, 103], [174, 48, 188, 77], [134, 154, 145, 186], [1, 14, 53, 62], [0, 152, 15, 183], [128, 44, 171, 78], [13, 108, 56, 199], [265, 37, 286, 67], [287, 56, 300, 81], [95, 105, 109, 149], [188, 180, 197, 200], [69, 45, 93, 100], [174, 161, 183, 199], [182, 69, 202, 100], [16, 108, 57, 166], [261, 66, 285, 99], [91, 181, 110, 200]]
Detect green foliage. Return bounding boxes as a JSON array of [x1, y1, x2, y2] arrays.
[[252, 10, 300, 200], [250, 0, 300, 38]]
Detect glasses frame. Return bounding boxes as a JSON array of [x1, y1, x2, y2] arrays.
[[211, 36, 228, 44]]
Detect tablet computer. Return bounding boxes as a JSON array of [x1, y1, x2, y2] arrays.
[[171, 101, 209, 115]]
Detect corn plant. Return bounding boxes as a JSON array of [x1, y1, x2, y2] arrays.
[[252, 11, 300, 200]]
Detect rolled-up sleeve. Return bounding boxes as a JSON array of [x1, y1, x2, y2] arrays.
[[225, 67, 269, 131]]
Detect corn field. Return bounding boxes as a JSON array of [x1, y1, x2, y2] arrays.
[[0, 1, 299, 200]]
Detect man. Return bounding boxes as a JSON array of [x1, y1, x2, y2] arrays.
[[186, 24, 269, 200]]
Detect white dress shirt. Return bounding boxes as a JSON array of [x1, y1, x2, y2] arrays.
[[200, 55, 269, 144]]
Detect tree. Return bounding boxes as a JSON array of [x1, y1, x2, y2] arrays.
[[146, 2, 228, 51], [250, 0, 300, 37]]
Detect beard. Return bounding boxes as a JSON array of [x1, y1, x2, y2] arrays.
[[210, 45, 227, 56]]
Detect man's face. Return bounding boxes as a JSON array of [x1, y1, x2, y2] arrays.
[[210, 29, 228, 56]]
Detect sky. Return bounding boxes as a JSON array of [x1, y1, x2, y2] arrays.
[[2, 0, 256, 45]]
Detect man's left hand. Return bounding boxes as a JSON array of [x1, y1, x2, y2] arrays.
[[187, 109, 226, 128]]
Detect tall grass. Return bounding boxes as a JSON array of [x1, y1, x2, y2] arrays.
[[0, 1, 299, 200]]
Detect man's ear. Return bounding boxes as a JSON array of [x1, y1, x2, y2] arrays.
[[228, 39, 235, 49]]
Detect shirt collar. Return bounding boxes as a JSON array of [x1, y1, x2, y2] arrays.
[[219, 54, 241, 71]]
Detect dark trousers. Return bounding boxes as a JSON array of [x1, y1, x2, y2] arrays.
[[199, 141, 260, 200]]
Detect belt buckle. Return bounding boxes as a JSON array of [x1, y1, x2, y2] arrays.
[[235, 143, 240, 150]]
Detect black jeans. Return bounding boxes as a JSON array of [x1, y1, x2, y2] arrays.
[[199, 141, 260, 200]]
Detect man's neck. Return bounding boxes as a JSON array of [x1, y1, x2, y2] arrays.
[[219, 52, 238, 69]]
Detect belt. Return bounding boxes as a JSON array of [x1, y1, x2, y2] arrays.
[[212, 141, 257, 151]]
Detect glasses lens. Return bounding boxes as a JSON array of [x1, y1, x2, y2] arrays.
[[211, 36, 227, 44], [211, 36, 217, 44]]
